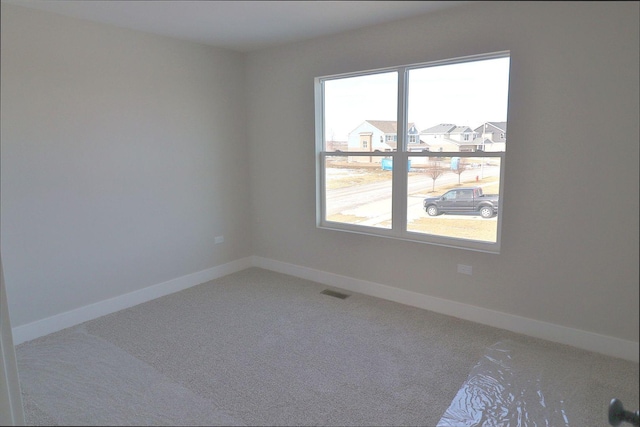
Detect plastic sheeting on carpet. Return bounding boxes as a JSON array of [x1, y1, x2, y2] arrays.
[[437, 340, 570, 427], [15, 326, 244, 426]]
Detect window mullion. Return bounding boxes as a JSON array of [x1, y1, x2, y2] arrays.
[[392, 68, 408, 235]]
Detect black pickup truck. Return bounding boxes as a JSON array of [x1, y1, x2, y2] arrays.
[[423, 187, 499, 218]]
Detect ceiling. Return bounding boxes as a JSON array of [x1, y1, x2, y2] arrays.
[[1, 0, 471, 52]]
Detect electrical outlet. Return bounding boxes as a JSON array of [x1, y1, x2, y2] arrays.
[[214, 236, 224, 244], [457, 264, 472, 275]]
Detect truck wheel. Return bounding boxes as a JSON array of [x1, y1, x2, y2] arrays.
[[426, 205, 439, 216], [480, 206, 493, 218]]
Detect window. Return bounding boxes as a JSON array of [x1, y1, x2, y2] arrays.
[[315, 52, 510, 253]]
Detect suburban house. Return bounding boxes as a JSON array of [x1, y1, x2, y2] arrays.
[[1, 2, 638, 424], [418, 122, 508, 152], [473, 121, 507, 152], [346, 121, 508, 156], [347, 120, 420, 162], [420, 123, 479, 152]]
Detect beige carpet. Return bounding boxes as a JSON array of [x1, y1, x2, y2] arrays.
[[15, 268, 640, 426]]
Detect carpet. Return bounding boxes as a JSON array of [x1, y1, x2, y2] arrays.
[[15, 268, 640, 426]]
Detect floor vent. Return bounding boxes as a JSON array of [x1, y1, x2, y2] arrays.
[[320, 289, 350, 299]]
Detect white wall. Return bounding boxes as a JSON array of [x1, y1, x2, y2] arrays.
[[1, 4, 252, 328], [245, 2, 639, 344]]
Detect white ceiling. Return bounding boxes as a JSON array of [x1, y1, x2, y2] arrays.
[[2, 0, 471, 52]]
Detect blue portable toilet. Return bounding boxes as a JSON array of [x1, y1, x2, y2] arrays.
[[451, 157, 460, 170], [381, 158, 411, 171]]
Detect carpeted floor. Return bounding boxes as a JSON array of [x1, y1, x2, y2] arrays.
[[14, 268, 640, 426]]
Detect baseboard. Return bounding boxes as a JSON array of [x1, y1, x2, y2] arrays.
[[251, 256, 639, 363], [12, 255, 639, 362], [12, 257, 253, 346]]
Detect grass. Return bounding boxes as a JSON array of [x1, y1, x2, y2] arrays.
[[325, 168, 394, 190], [407, 217, 497, 242], [327, 212, 498, 242]]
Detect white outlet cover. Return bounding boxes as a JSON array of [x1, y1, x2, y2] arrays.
[[457, 264, 472, 275]]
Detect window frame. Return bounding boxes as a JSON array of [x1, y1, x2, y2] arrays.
[[315, 51, 509, 254]]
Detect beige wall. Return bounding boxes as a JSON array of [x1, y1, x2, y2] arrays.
[[245, 2, 639, 343], [1, 4, 252, 327], [1, 1, 637, 352]]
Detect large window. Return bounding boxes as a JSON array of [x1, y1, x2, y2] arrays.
[[315, 52, 510, 253]]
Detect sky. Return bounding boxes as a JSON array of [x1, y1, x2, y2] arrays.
[[323, 56, 510, 141]]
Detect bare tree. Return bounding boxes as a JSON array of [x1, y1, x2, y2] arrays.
[[452, 158, 467, 184], [426, 158, 445, 191]]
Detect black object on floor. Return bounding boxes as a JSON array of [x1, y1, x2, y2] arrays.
[[609, 398, 640, 426]]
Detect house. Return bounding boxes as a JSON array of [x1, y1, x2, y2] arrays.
[[420, 123, 479, 152], [1, 2, 638, 422], [347, 120, 420, 162], [473, 122, 507, 152]]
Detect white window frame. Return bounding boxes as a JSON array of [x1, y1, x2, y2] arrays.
[[314, 52, 509, 254]]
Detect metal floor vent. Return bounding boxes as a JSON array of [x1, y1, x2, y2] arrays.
[[320, 289, 350, 299]]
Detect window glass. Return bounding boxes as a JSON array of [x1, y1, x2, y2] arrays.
[[324, 155, 392, 229], [321, 72, 397, 229], [323, 72, 397, 152], [407, 156, 502, 243]]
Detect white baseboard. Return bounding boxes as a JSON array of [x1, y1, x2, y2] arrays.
[[11, 257, 253, 346], [251, 256, 639, 363]]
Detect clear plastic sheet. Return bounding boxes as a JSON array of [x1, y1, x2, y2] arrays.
[[437, 341, 570, 427]]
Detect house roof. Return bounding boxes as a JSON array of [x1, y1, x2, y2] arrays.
[[450, 126, 473, 134], [420, 123, 457, 134], [474, 121, 507, 133]]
